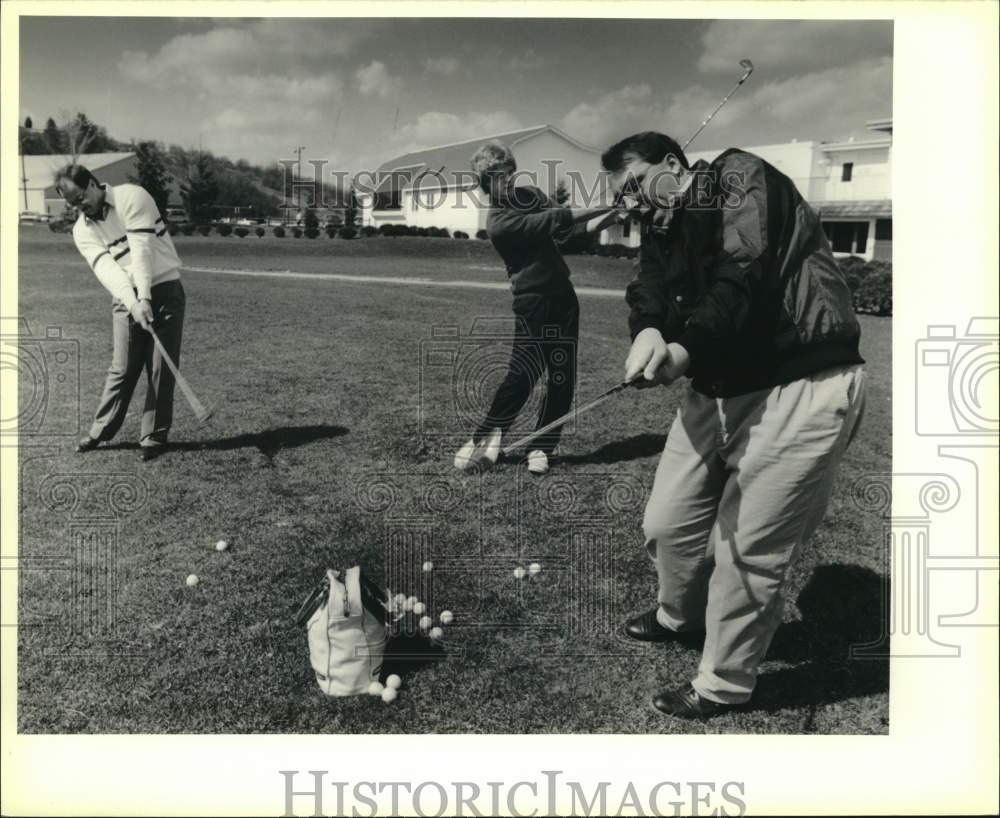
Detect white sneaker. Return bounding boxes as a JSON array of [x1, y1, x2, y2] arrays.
[[454, 428, 502, 471], [527, 449, 549, 475]]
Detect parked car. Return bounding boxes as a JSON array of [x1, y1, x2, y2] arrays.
[[19, 211, 50, 223], [165, 207, 189, 222]]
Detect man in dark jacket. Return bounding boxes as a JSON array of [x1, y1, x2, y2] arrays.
[[602, 132, 867, 718], [454, 140, 622, 474]]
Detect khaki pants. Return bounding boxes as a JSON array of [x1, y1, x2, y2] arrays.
[[89, 279, 185, 448], [643, 364, 866, 703]]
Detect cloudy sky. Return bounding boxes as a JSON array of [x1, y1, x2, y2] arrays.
[[20, 17, 892, 172]]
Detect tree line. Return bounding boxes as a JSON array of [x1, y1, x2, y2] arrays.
[[20, 113, 348, 224]]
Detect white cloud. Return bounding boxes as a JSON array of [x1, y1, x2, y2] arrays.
[[423, 56, 460, 76], [354, 61, 401, 99], [698, 20, 892, 75], [392, 110, 524, 154]]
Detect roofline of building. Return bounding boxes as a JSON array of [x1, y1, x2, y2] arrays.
[[820, 138, 891, 153], [377, 123, 599, 172]]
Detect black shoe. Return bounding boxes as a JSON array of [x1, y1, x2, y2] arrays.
[[652, 685, 739, 720], [76, 436, 100, 453], [624, 608, 685, 642], [139, 445, 167, 462]]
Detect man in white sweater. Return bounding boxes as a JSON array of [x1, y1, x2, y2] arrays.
[[56, 164, 187, 462]]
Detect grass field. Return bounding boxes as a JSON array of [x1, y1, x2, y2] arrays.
[[15, 226, 891, 735]]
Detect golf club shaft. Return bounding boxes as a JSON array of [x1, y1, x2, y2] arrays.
[[500, 379, 636, 455], [682, 59, 754, 151], [149, 327, 212, 422]]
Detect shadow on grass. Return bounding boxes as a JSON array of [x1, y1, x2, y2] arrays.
[[101, 424, 349, 459], [749, 564, 890, 716], [558, 433, 666, 466]]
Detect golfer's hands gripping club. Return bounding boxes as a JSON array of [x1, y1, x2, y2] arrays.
[[130, 299, 155, 332], [625, 328, 691, 388]]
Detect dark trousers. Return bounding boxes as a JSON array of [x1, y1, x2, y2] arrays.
[[89, 279, 186, 447], [475, 287, 579, 454]]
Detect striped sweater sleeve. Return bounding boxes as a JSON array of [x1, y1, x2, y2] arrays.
[[117, 185, 163, 301], [72, 222, 138, 310]]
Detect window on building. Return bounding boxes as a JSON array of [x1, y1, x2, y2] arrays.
[[622, 219, 631, 239], [841, 162, 854, 182], [826, 221, 869, 254], [875, 219, 892, 241]]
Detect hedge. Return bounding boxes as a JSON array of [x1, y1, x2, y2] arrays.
[[255, 227, 265, 238], [273, 226, 286, 238], [304, 227, 320, 239], [197, 224, 212, 236], [361, 226, 377, 238], [838, 256, 892, 315], [216, 223, 233, 237], [339, 226, 358, 240], [453, 230, 469, 239], [234, 226, 249, 238], [292, 227, 303, 238], [476, 229, 489, 240], [326, 225, 338, 238], [180, 223, 196, 236]]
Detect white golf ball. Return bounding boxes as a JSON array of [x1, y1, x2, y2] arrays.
[[422, 561, 434, 572], [386, 674, 402, 690], [215, 539, 228, 552], [412, 601, 426, 616], [404, 596, 417, 612], [394, 593, 407, 609], [514, 566, 527, 579], [440, 610, 454, 625], [418, 616, 433, 630], [381, 687, 398, 704], [185, 574, 199, 587], [429, 627, 444, 640], [529, 562, 542, 575], [367, 681, 384, 696]]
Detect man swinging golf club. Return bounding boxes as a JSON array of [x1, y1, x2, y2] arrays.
[[453, 140, 623, 474], [604, 132, 866, 718], [57, 164, 187, 462]]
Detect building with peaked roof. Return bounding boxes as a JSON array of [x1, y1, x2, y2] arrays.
[[18, 152, 138, 218], [357, 124, 606, 235], [18, 151, 185, 220]]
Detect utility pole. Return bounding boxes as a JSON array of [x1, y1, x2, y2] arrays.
[[294, 145, 306, 211]]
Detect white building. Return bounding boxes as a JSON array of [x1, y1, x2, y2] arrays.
[[358, 124, 607, 236], [603, 117, 892, 261], [17, 152, 139, 219]]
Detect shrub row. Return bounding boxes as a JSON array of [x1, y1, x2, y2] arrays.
[[839, 256, 892, 316]]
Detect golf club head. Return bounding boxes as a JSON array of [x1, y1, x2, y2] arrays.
[[739, 58, 754, 79], [197, 406, 216, 426]]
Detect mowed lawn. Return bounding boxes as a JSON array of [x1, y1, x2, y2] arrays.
[[16, 228, 891, 735]]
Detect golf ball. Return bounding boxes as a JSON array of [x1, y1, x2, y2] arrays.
[[422, 561, 434, 572], [215, 539, 228, 552], [367, 681, 384, 696], [429, 627, 444, 640], [440, 610, 454, 625], [386, 674, 402, 690], [185, 574, 199, 587], [418, 616, 433, 630], [381, 687, 398, 704], [412, 602, 426, 616], [394, 593, 407, 609], [405, 596, 418, 612], [514, 566, 527, 579], [529, 562, 542, 575]]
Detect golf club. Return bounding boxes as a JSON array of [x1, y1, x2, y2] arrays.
[[682, 58, 754, 151], [500, 374, 646, 456], [149, 327, 215, 425]]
